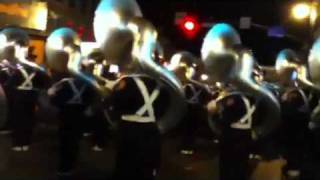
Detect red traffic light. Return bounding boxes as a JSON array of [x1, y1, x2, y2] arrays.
[[179, 16, 200, 39], [184, 21, 195, 31]]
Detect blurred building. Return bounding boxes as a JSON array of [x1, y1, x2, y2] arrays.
[[139, 0, 308, 65], [46, 0, 100, 40], [0, 0, 100, 64]]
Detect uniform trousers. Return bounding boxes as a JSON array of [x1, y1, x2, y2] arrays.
[[11, 92, 37, 146], [58, 107, 85, 173], [219, 129, 252, 180], [113, 121, 161, 180]]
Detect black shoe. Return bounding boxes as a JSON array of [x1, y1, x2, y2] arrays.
[[11, 146, 23, 152], [0, 127, 11, 135], [287, 170, 300, 180], [92, 145, 104, 152], [83, 133, 92, 137], [12, 145, 30, 152], [180, 149, 194, 155]]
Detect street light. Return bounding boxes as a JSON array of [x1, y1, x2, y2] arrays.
[[291, 2, 311, 20], [291, 2, 319, 35], [290, 1, 319, 59]]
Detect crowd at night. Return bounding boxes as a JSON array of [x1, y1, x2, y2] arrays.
[[0, 0, 320, 180]]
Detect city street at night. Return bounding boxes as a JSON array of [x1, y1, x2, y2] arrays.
[[0, 124, 288, 180], [1, 0, 320, 180], [0, 124, 219, 180]]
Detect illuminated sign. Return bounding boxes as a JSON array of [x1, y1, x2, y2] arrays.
[[268, 26, 286, 38], [0, 2, 48, 31]]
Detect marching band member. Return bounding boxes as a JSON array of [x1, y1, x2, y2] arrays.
[[251, 64, 281, 160], [93, 0, 185, 179], [202, 23, 281, 180], [0, 59, 17, 135], [81, 51, 115, 151], [302, 40, 320, 180], [0, 27, 49, 151], [208, 84, 256, 180], [46, 28, 99, 177], [275, 49, 310, 179], [169, 51, 212, 155]]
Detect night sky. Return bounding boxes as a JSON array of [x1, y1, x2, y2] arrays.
[[136, 0, 309, 65]]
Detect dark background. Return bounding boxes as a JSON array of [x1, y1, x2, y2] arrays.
[[136, 0, 312, 65]]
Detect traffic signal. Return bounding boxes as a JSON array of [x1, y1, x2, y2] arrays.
[[179, 16, 200, 39], [184, 19, 196, 31]]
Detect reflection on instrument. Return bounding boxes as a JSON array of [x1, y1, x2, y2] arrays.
[[168, 51, 210, 92], [308, 37, 320, 127], [168, 51, 199, 80], [309, 39, 320, 90]]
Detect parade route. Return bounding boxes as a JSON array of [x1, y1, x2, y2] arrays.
[[0, 1, 319, 180], [0, 125, 287, 180]]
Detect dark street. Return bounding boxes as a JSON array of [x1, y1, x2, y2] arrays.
[[0, 123, 286, 180], [0, 124, 219, 180]]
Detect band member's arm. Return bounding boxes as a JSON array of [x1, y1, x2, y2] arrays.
[[207, 100, 219, 116], [207, 99, 223, 136], [109, 78, 128, 120], [37, 69, 52, 90], [154, 86, 170, 118], [0, 68, 9, 84], [202, 88, 215, 108], [83, 83, 102, 116]]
